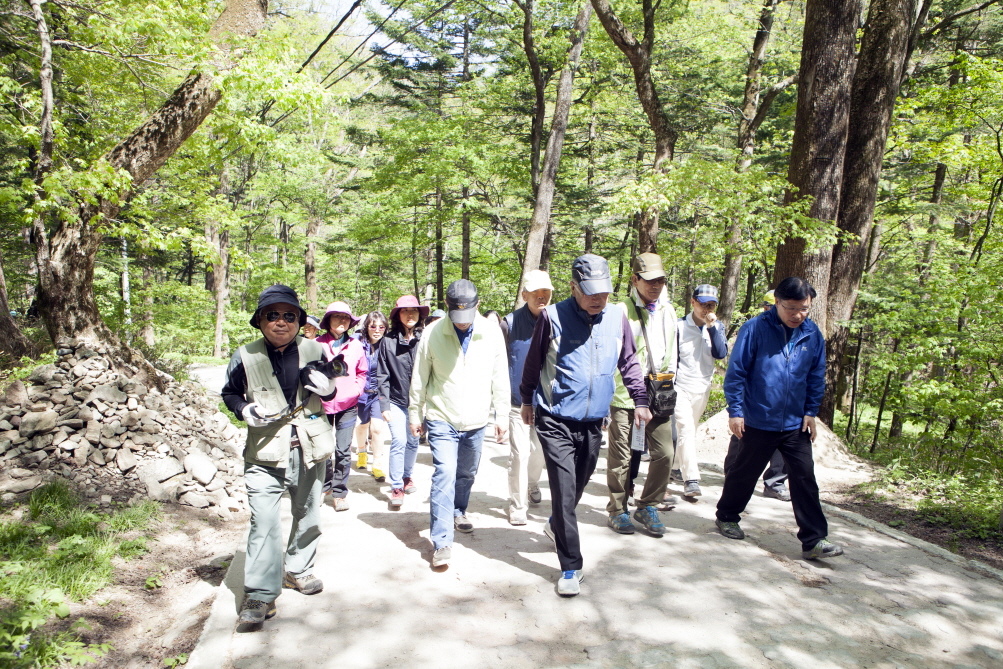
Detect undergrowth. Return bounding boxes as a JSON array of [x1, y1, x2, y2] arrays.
[[0, 481, 160, 667]]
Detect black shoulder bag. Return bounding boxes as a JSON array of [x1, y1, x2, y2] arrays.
[[634, 302, 677, 418]]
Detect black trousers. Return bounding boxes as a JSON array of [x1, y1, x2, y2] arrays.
[[716, 425, 828, 550], [323, 405, 358, 496], [536, 407, 603, 571], [725, 440, 789, 491]]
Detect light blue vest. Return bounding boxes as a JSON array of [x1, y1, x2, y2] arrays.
[[535, 297, 624, 422]]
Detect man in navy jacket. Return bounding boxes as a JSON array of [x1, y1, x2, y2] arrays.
[[715, 277, 844, 560]]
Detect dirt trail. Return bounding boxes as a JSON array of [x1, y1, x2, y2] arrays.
[[186, 410, 1003, 669]]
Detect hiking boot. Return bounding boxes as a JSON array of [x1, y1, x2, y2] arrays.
[[372, 467, 386, 482], [357, 451, 368, 469], [802, 539, 844, 560], [432, 546, 451, 567], [332, 496, 350, 512], [715, 519, 745, 540], [607, 512, 635, 534], [683, 481, 702, 498], [454, 514, 474, 533], [238, 597, 276, 624], [633, 505, 666, 537], [509, 509, 528, 526], [282, 572, 323, 595], [528, 485, 542, 505], [543, 518, 556, 544], [763, 486, 791, 502], [670, 469, 683, 483], [557, 569, 584, 597], [390, 488, 404, 509], [403, 477, 416, 494]]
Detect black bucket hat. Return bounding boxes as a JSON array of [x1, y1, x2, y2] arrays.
[[250, 284, 307, 329]]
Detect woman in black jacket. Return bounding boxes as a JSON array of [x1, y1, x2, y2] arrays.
[[377, 295, 428, 508]]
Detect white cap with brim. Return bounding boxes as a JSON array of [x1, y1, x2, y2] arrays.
[[523, 269, 554, 292]]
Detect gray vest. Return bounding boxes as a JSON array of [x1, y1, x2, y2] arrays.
[[240, 336, 335, 467]]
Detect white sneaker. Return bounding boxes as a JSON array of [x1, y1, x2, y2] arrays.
[[543, 519, 556, 544], [557, 569, 584, 596], [509, 510, 528, 526], [432, 546, 451, 567], [528, 486, 542, 505]]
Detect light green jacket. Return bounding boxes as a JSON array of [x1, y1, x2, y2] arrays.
[[408, 315, 511, 431], [240, 336, 335, 467], [611, 288, 678, 410]]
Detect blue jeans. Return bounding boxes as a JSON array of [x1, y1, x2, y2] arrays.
[[387, 402, 418, 489], [426, 420, 485, 550]]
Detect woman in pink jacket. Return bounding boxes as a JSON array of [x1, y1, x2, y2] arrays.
[[317, 301, 367, 511]]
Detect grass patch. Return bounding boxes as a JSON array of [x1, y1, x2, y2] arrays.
[[217, 401, 245, 428], [0, 481, 160, 667]]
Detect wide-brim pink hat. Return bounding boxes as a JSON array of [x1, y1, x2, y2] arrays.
[[389, 295, 430, 323], [320, 301, 360, 330]]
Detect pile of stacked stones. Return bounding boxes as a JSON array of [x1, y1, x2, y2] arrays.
[[0, 339, 247, 517]]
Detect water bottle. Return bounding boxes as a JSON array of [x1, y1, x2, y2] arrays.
[[631, 419, 646, 452]]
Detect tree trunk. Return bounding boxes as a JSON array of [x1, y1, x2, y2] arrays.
[[736, 0, 781, 172], [516, 0, 547, 196], [139, 259, 155, 348], [591, 0, 678, 252], [30, 0, 268, 382], [518, 1, 592, 306], [772, 0, 861, 338], [461, 185, 471, 280], [819, 0, 915, 424], [305, 216, 322, 313], [718, 222, 743, 328], [121, 239, 132, 338], [207, 222, 231, 359], [435, 188, 444, 309], [0, 248, 39, 359]]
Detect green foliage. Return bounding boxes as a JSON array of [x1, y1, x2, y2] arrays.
[[0, 483, 160, 667]]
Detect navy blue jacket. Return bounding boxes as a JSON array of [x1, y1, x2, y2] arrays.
[[723, 307, 825, 432], [501, 305, 537, 407]]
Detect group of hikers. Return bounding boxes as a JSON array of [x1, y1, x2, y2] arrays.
[[221, 250, 843, 624]]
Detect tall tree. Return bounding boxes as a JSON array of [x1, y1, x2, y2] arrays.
[[771, 0, 862, 336], [819, 0, 918, 422], [591, 0, 678, 252], [519, 1, 592, 300], [30, 0, 268, 381]]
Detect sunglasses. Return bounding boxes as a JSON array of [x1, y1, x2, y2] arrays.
[[265, 311, 299, 323]]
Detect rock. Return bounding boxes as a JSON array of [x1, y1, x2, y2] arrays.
[[86, 384, 127, 406], [73, 443, 91, 466], [8, 468, 34, 479], [184, 451, 217, 485], [4, 381, 28, 406], [139, 457, 185, 483], [88, 449, 106, 466], [28, 364, 61, 385], [85, 420, 102, 444], [121, 412, 140, 428], [57, 419, 84, 430], [76, 406, 94, 422], [18, 409, 59, 438], [99, 437, 121, 450], [51, 430, 68, 447], [116, 449, 137, 473], [179, 492, 209, 508], [0, 420, 12, 431], [205, 477, 226, 492], [22, 451, 46, 465], [0, 476, 42, 494]]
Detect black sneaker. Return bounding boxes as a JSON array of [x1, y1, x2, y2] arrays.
[[238, 597, 276, 624], [715, 519, 745, 540]]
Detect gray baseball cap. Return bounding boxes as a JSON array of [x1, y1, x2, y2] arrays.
[[571, 254, 613, 295], [446, 279, 479, 324]]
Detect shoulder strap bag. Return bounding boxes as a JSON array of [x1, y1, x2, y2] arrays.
[[633, 301, 677, 419]]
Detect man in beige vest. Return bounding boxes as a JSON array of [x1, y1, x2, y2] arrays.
[[221, 285, 337, 625]]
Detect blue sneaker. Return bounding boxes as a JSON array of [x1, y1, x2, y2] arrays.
[[632, 505, 665, 536], [557, 569, 584, 596], [607, 512, 635, 534]]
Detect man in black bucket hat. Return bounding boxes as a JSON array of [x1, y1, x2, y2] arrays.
[[222, 284, 338, 626]]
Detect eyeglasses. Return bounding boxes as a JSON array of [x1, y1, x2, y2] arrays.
[[778, 301, 810, 315], [642, 277, 667, 286], [265, 311, 298, 323]]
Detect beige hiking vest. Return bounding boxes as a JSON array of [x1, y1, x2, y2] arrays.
[[240, 336, 335, 467]]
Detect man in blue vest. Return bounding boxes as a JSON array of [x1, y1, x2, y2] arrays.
[[520, 254, 651, 596], [716, 276, 844, 560], [500, 270, 553, 526]]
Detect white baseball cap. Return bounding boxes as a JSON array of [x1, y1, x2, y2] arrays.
[[523, 269, 554, 292]]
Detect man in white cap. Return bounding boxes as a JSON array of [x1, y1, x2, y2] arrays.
[[499, 269, 554, 525], [409, 279, 510, 568]]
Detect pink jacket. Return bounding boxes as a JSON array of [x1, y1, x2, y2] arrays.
[[317, 333, 368, 414]]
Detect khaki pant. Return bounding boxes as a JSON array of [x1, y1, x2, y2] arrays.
[[606, 406, 674, 515], [507, 407, 545, 517], [673, 386, 710, 482]]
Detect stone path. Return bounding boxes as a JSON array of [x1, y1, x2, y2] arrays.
[[189, 426, 1003, 669]]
